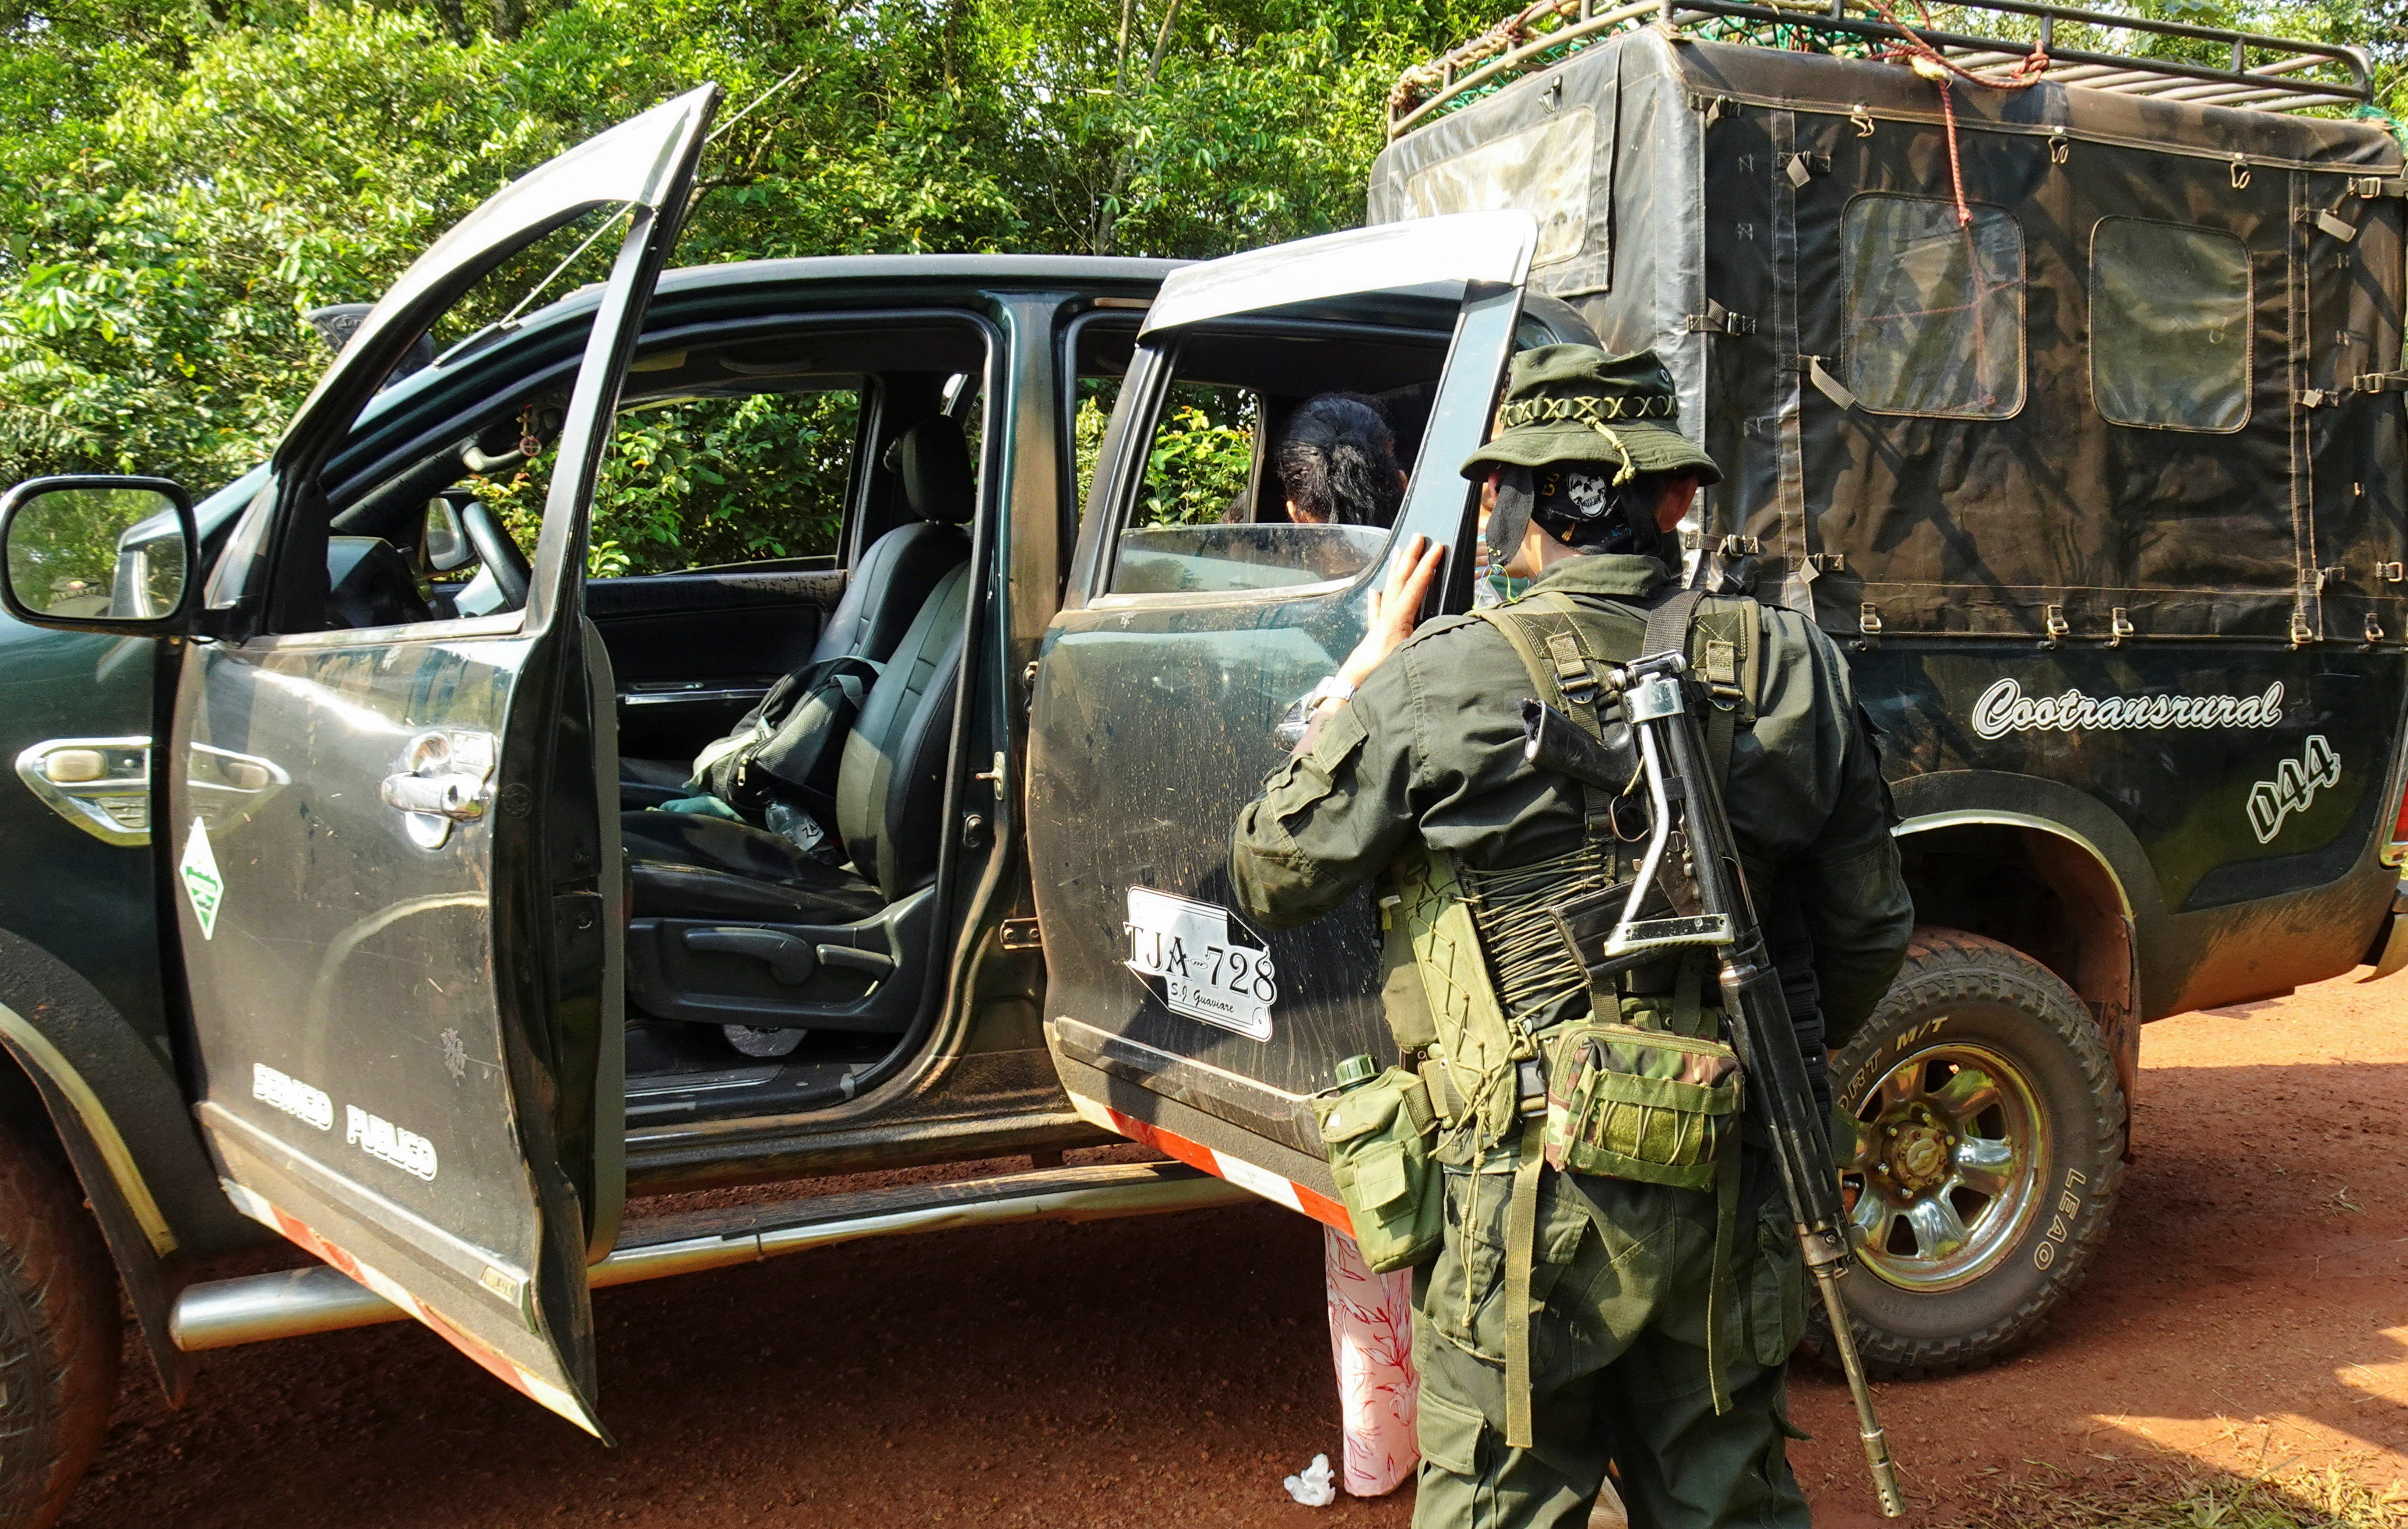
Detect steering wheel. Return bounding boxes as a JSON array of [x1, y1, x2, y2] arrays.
[[458, 500, 532, 610]]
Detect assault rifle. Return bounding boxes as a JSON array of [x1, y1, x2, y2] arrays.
[[1522, 653, 1905, 1518]]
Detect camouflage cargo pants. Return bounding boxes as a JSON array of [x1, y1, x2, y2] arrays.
[[1410, 1147, 1812, 1529]]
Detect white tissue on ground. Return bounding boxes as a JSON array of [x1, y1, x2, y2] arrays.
[[1283, 1452, 1337, 1507]]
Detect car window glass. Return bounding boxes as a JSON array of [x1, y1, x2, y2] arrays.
[[945, 370, 986, 472], [2088, 218, 2250, 433], [1140, 383, 1260, 526], [1070, 316, 1142, 518], [1075, 375, 1121, 514], [473, 387, 862, 578], [1105, 324, 1446, 596], [258, 203, 644, 633], [1843, 194, 2025, 419]]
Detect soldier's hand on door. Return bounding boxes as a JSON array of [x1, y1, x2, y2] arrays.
[[1334, 534, 1444, 696]]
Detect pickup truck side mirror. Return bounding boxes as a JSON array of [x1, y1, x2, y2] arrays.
[[0, 476, 199, 634]]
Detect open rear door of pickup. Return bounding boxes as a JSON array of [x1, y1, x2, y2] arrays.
[[1025, 213, 1537, 1220], [165, 86, 717, 1434]]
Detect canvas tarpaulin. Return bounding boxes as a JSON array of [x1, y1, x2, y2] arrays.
[[1367, 33, 2408, 645]]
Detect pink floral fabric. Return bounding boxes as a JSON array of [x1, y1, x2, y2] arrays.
[[1323, 1226, 1419, 1496]]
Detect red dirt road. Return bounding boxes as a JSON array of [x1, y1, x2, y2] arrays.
[[60, 973, 2408, 1527]]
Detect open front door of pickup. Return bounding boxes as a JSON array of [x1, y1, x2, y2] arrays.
[[165, 85, 718, 1435]]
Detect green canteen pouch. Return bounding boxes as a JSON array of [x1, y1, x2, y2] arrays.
[[1542, 1021, 1743, 1190], [1310, 1068, 1443, 1273]]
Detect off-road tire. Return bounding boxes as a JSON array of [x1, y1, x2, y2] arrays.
[[0, 1118, 121, 1529], [1806, 927, 2125, 1379]]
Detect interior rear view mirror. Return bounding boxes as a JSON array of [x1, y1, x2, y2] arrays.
[[0, 476, 197, 633]]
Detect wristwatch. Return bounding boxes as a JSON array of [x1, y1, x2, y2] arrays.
[[1304, 676, 1358, 710]]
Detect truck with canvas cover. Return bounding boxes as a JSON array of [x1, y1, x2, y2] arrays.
[[1354, 0, 2408, 1373]]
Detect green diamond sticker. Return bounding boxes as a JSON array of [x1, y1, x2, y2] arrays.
[[180, 816, 224, 941]]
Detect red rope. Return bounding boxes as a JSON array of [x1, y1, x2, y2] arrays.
[[1862, 0, 2051, 90], [1858, 0, 2046, 227], [1936, 69, 1969, 225]]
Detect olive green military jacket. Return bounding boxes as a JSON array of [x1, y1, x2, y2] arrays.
[[1229, 553, 1914, 1048]]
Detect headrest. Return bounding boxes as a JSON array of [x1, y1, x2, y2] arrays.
[[885, 417, 975, 524]]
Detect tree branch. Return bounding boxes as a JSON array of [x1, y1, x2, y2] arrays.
[[1142, 0, 1186, 86], [1113, 0, 1138, 95]]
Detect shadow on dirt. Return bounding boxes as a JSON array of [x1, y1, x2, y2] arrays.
[[1792, 1058, 2408, 1526]]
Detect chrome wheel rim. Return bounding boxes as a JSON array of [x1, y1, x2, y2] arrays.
[[1841, 1042, 2048, 1293]]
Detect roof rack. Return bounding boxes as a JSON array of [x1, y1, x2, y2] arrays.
[[1388, 0, 2374, 138]]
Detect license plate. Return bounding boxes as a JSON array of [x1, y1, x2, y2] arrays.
[[1124, 887, 1278, 1041]]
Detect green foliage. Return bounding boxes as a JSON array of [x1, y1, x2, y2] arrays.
[[1139, 388, 1257, 525], [0, 0, 2398, 576], [1073, 380, 1121, 513], [0, 0, 1496, 558]]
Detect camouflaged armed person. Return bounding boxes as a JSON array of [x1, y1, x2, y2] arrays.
[[1232, 346, 1914, 1529]]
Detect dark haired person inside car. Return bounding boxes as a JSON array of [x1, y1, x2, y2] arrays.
[[1276, 392, 1408, 527]]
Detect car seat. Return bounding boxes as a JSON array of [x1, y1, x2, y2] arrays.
[[620, 416, 974, 805], [620, 562, 971, 1035]]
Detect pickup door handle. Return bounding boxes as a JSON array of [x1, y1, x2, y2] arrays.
[[380, 773, 488, 821]]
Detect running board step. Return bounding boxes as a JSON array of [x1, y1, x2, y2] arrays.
[[172, 1159, 1247, 1352]]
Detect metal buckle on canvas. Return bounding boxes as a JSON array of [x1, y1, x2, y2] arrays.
[[1546, 633, 1601, 705], [1685, 301, 1757, 336]]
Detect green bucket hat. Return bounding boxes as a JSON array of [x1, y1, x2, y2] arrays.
[[1461, 345, 1722, 487]]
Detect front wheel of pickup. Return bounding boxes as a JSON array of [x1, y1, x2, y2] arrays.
[[1808, 927, 2125, 1378], [0, 1117, 122, 1529]]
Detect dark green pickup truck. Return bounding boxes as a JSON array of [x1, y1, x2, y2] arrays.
[[1, 7, 2405, 1519]]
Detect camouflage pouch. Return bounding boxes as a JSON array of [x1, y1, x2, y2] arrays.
[[1310, 1067, 1443, 1273], [1542, 1018, 1742, 1190]]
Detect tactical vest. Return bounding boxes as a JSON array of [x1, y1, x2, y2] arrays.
[[1386, 585, 1764, 1443]]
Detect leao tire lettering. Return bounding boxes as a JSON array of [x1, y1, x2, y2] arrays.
[[2035, 1169, 2088, 1272]]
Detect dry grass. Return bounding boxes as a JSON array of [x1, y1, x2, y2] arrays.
[[1948, 1464, 2408, 1529]]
